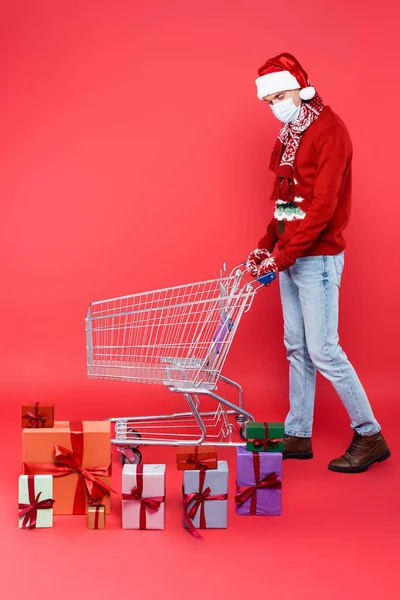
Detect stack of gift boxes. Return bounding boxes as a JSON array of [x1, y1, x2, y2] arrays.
[[236, 422, 284, 517], [18, 403, 284, 534], [178, 446, 228, 538], [19, 403, 114, 529]]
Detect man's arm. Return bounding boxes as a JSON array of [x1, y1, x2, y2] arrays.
[[275, 124, 351, 271], [258, 216, 279, 253]]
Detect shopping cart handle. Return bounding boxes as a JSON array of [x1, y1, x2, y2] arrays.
[[257, 271, 276, 285], [242, 262, 277, 286]]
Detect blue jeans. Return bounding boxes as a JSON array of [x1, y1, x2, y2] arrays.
[[280, 251, 380, 437]]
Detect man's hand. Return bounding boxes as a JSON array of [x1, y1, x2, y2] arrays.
[[258, 255, 278, 276], [246, 248, 277, 278]]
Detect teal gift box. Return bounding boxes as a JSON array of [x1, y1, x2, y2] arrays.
[[246, 422, 284, 453]]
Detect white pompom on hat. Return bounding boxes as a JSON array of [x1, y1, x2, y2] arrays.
[[256, 52, 316, 101], [299, 86, 316, 100]]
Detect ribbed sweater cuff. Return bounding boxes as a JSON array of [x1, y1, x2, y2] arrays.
[[275, 250, 296, 271]]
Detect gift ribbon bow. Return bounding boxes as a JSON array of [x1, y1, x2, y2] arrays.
[[177, 455, 216, 470], [23, 421, 116, 514], [252, 438, 281, 450], [183, 470, 228, 539], [24, 402, 48, 428], [122, 465, 165, 529], [234, 452, 281, 515], [88, 502, 105, 529], [18, 474, 55, 529]]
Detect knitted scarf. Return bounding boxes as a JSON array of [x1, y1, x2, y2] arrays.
[[270, 93, 324, 210]]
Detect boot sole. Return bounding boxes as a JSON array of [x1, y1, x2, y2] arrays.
[[328, 449, 391, 473], [283, 452, 313, 460]]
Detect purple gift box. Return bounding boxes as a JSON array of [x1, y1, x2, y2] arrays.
[[235, 446, 282, 516]]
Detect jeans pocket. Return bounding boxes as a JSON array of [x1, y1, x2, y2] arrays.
[[332, 252, 345, 287]]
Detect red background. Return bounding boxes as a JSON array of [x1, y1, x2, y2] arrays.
[[1, 1, 398, 599]]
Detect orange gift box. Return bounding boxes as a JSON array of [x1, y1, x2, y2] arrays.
[[21, 403, 54, 428], [87, 503, 106, 529], [22, 421, 112, 515], [176, 445, 218, 470]]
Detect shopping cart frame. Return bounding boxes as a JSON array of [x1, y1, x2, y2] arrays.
[[86, 262, 275, 463]]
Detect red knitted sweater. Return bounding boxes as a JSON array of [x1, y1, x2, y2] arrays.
[[259, 106, 353, 271]]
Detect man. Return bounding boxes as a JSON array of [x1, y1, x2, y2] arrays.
[[246, 52, 390, 473]]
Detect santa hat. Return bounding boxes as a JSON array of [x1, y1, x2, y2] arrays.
[[255, 52, 316, 101]]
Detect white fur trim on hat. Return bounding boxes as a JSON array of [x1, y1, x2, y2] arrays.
[[255, 70, 300, 100], [299, 86, 316, 100]]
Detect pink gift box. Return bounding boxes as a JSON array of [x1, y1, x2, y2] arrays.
[[122, 464, 166, 530]]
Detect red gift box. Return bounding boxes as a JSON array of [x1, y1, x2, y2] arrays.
[[21, 402, 54, 428]]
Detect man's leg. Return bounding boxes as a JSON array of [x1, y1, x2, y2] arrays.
[[280, 267, 316, 457], [292, 252, 389, 471]]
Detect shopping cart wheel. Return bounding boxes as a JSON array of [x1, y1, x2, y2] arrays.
[[120, 447, 142, 465], [240, 427, 247, 441]]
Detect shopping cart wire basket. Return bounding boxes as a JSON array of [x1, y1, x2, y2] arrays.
[[86, 262, 275, 463]]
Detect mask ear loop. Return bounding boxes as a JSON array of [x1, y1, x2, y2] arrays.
[[292, 90, 301, 107]]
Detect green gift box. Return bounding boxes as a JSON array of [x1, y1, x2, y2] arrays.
[[246, 422, 284, 453]]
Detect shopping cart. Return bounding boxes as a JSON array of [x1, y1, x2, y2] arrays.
[[86, 262, 276, 464]]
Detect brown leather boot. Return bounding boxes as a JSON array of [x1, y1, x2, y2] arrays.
[[328, 431, 391, 473], [283, 435, 313, 459]]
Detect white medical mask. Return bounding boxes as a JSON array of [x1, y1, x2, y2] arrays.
[[271, 92, 300, 123]]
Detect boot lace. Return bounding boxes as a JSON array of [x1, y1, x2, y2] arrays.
[[345, 432, 363, 458]]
